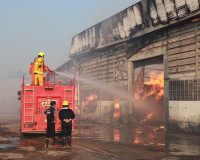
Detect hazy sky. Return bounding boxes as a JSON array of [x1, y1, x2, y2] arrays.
[[0, 0, 140, 75]]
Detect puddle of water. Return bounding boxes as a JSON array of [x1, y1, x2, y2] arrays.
[[74, 123, 200, 156], [0, 137, 19, 150], [74, 124, 165, 148]]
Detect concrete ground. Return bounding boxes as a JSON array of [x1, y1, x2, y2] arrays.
[[0, 118, 200, 160]]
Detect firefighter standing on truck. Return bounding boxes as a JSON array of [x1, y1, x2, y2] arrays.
[[29, 58, 37, 85], [29, 61, 34, 85], [33, 52, 46, 86], [59, 101, 75, 149], [43, 101, 57, 149]]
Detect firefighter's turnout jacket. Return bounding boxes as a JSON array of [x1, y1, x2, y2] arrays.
[[33, 57, 45, 86]]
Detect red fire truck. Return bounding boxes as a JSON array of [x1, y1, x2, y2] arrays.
[[19, 69, 75, 134]]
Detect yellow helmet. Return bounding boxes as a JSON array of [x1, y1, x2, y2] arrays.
[[38, 52, 45, 57], [62, 101, 68, 106]]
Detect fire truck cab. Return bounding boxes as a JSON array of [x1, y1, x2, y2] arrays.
[[19, 72, 75, 134]]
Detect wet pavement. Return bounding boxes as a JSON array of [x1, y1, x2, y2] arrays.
[[0, 120, 200, 160], [75, 123, 165, 151]]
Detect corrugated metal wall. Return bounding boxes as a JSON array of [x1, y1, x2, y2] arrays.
[[79, 48, 128, 101], [168, 22, 198, 79]]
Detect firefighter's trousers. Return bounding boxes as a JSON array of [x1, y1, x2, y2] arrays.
[[34, 74, 44, 86]]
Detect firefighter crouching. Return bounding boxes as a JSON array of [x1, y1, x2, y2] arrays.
[[59, 101, 75, 149], [43, 101, 57, 148], [33, 52, 46, 86]]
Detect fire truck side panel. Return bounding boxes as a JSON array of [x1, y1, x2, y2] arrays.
[[21, 83, 75, 133]]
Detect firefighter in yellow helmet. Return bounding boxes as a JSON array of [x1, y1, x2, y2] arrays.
[[33, 52, 46, 86], [59, 101, 75, 149]]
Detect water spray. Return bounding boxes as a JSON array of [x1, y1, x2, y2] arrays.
[[55, 71, 135, 103]]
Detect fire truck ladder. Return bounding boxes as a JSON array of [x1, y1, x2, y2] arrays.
[[64, 87, 74, 107], [24, 86, 34, 123]]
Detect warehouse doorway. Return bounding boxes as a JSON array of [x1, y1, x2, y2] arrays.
[[133, 55, 164, 126]]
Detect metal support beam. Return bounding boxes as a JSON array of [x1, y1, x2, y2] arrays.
[[128, 61, 134, 123], [164, 32, 169, 131]]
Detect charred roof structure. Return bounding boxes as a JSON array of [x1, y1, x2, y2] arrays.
[[69, 0, 200, 57], [65, 0, 200, 133]]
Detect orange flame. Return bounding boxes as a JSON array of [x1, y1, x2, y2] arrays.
[[114, 129, 120, 142], [114, 99, 120, 119], [153, 125, 166, 133], [134, 137, 143, 144], [144, 71, 164, 100], [84, 94, 98, 105], [159, 126, 165, 129], [140, 113, 153, 123], [135, 71, 164, 101], [83, 94, 98, 115]]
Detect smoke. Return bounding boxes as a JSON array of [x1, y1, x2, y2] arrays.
[[0, 78, 22, 119]]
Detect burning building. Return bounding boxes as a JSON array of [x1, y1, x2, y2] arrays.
[[59, 0, 200, 132]]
